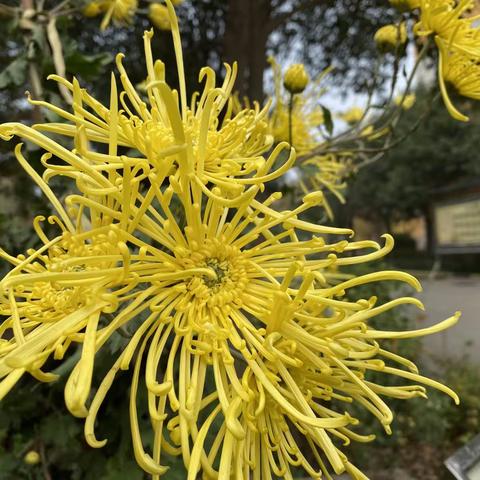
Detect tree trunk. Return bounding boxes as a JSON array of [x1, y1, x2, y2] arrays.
[[223, 0, 249, 95], [246, 0, 270, 102], [223, 0, 271, 101], [424, 206, 435, 254]]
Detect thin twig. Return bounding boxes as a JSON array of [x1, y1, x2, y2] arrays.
[[38, 441, 52, 480]]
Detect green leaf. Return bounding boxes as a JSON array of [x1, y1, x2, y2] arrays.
[[0, 55, 28, 89], [320, 104, 334, 135], [64, 48, 113, 81]]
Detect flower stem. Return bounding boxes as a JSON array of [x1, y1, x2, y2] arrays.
[[288, 92, 294, 147]]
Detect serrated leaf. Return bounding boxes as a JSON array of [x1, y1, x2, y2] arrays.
[[0, 56, 28, 89]]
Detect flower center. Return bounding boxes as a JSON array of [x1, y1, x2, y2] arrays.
[[180, 238, 249, 308], [203, 258, 230, 290]]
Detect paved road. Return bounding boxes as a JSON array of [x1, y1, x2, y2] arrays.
[[415, 274, 480, 364]]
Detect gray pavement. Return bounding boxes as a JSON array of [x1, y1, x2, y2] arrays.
[[415, 274, 480, 364], [332, 468, 411, 479]]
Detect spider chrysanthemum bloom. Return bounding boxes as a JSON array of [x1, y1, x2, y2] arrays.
[[415, 0, 480, 58], [266, 59, 351, 216], [415, 0, 475, 39], [298, 154, 349, 219], [8, 18, 284, 202], [15, 0, 276, 202], [411, 0, 480, 120], [0, 146, 147, 416], [76, 174, 459, 479]]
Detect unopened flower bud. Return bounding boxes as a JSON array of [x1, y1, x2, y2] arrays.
[[24, 451, 40, 465], [283, 64, 309, 94], [374, 23, 407, 53]]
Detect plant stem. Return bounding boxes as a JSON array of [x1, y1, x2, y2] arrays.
[[288, 92, 294, 147]]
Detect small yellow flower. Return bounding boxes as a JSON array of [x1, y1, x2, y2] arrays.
[[83, 1, 104, 17], [149, 3, 171, 30], [24, 450, 40, 465], [340, 106, 364, 124], [283, 63, 310, 94], [389, 0, 420, 11], [395, 92, 416, 110], [374, 23, 407, 52]]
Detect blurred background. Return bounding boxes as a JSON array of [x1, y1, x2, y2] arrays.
[[0, 1, 479, 479]]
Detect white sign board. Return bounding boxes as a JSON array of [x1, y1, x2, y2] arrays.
[[435, 198, 480, 252]]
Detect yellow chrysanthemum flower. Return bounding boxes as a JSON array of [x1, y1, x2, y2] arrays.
[[73, 177, 458, 478], [411, 1, 480, 120], [99, 0, 138, 30], [415, 0, 473, 39], [395, 92, 416, 110], [436, 35, 480, 121], [374, 23, 408, 52], [0, 144, 461, 479], [149, 3, 171, 30], [0, 146, 152, 415], [12, 23, 284, 203]]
